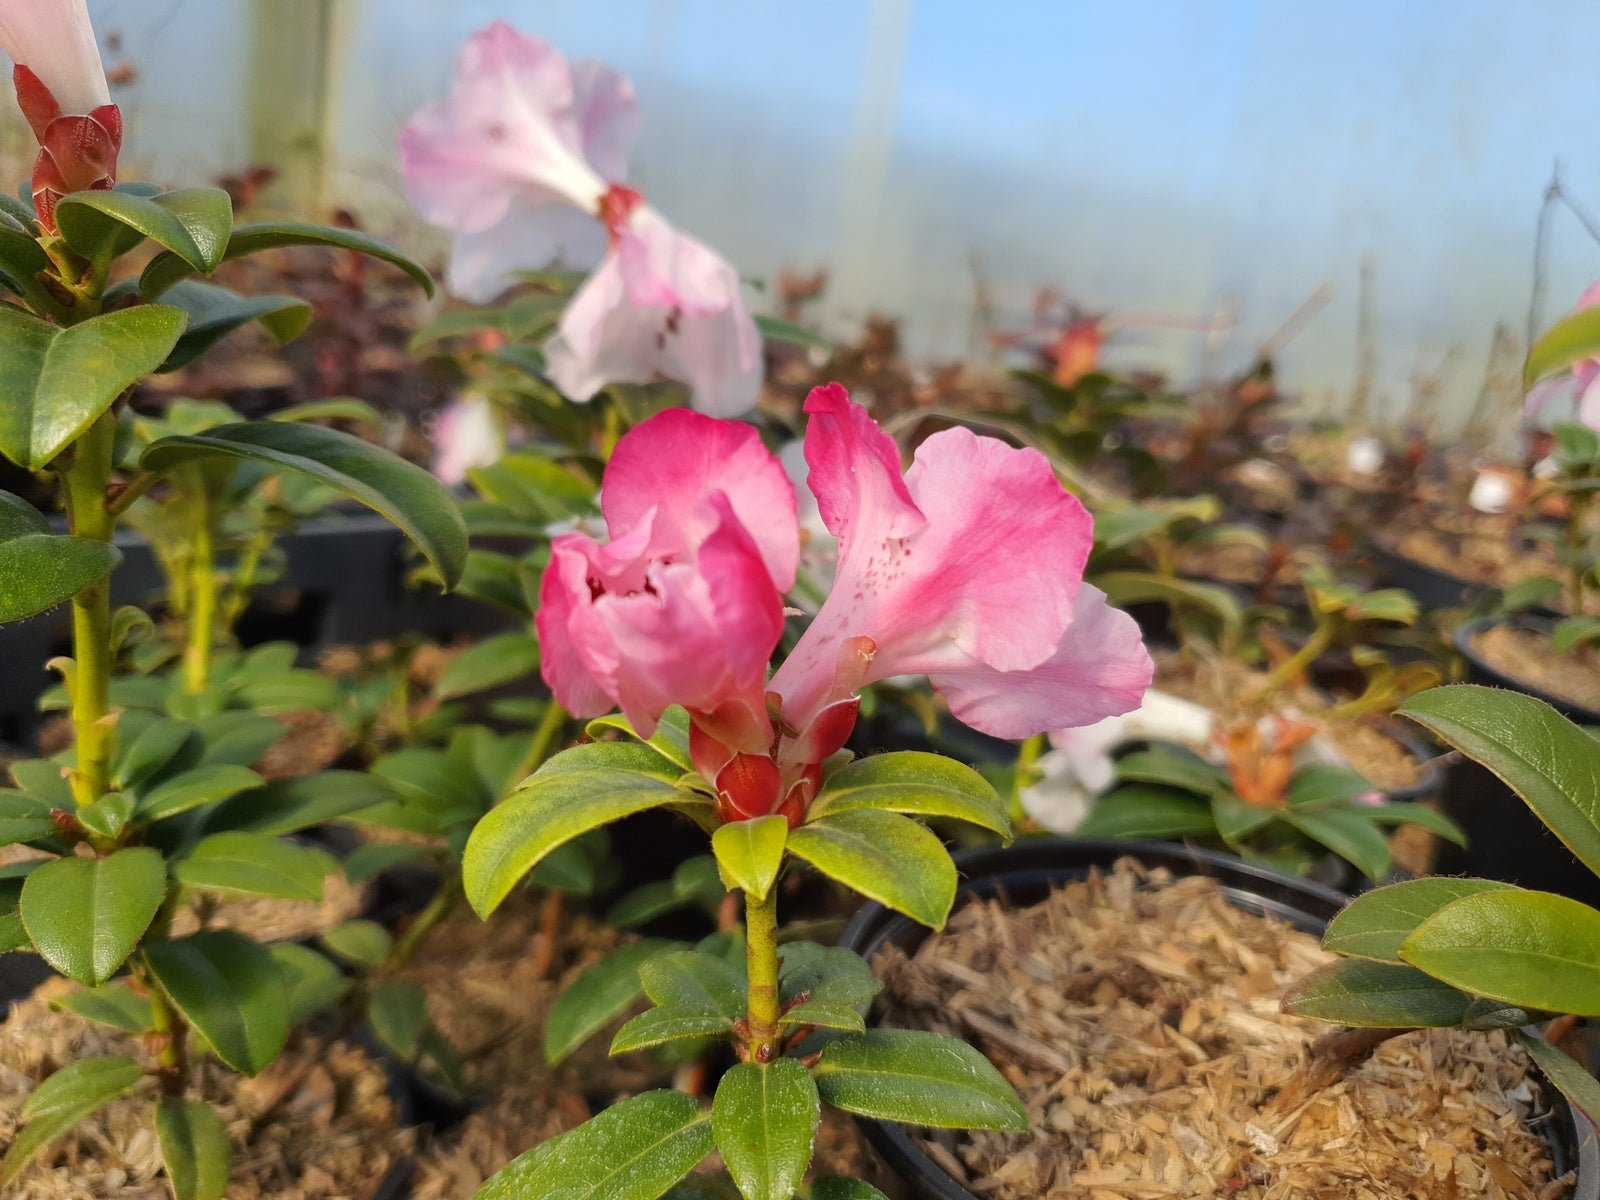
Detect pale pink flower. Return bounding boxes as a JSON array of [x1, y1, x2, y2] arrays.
[[0, 0, 118, 233], [767, 383, 1152, 740], [397, 21, 637, 302], [544, 204, 763, 417], [537, 409, 797, 758], [431, 394, 503, 486], [1526, 282, 1600, 431]]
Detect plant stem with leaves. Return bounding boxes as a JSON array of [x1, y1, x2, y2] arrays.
[[58, 413, 118, 806]]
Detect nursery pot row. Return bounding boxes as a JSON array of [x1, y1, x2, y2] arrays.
[[838, 838, 1600, 1200]]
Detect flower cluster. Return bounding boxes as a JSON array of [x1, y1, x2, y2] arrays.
[[400, 23, 760, 417], [0, 0, 121, 233], [540, 382, 1154, 825]]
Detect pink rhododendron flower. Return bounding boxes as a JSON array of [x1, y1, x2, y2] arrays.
[[431, 394, 503, 486], [1526, 282, 1600, 431], [545, 202, 763, 417], [398, 21, 637, 302], [540, 383, 1152, 826], [0, 0, 119, 234]]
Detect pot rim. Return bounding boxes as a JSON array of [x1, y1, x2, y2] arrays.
[[1455, 614, 1600, 726], [837, 837, 1598, 1200]]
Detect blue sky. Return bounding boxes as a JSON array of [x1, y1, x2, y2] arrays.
[[86, 0, 1600, 428]]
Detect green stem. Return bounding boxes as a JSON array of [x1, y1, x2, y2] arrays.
[[509, 700, 569, 786], [1250, 617, 1338, 709], [1010, 733, 1046, 828], [181, 476, 217, 695], [59, 415, 117, 808], [219, 525, 274, 639], [1567, 491, 1591, 616], [141, 903, 190, 1093], [744, 885, 781, 1062], [387, 869, 462, 973]]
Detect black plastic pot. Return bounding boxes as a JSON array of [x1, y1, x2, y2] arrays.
[[837, 838, 1599, 1200], [1435, 617, 1600, 906], [1368, 542, 1488, 611]]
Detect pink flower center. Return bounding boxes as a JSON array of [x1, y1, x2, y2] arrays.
[[599, 182, 644, 245]]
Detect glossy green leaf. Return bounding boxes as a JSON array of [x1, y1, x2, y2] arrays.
[[0, 1056, 145, 1186], [434, 632, 541, 700], [1209, 790, 1276, 848], [779, 943, 880, 1032], [1282, 807, 1391, 881], [639, 950, 747, 1021], [76, 792, 135, 840], [1077, 787, 1217, 839], [0, 525, 120, 624], [1401, 889, 1600, 1015], [20, 848, 167, 985], [143, 931, 290, 1074], [545, 939, 674, 1064], [711, 814, 785, 901], [320, 919, 393, 968], [1324, 877, 1514, 961], [814, 1029, 1028, 1130], [0, 788, 57, 845], [1527, 302, 1600, 386], [50, 980, 153, 1034], [464, 769, 690, 917], [787, 810, 956, 928], [586, 707, 695, 773], [156, 1097, 231, 1200], [113, 716, 196, 790], [56, 187, 231, 274], [1114, 746, 1225, 796], [269, 943, 349, 1025], [157, 281, 312, 371], [135, 764, 264, 821], [811, 1179, 891, 1200], [476, 1089, 711, 1200], [539, 739, 685, 785], [174, 832, 336, 900], [1515, 1030, 1600, 1127], [807, 751, 1012, 838], [141, 220, 433, 299], [610, 1007, 732, 1054], [193, 712, 287, 766], [142, 422, 466, 588], [1400, 684, 1600, 876], [712, 1059, 819, 1200], [1359, 803, 1467, 846], [203, 771, 394, 835], [1282, 959, 1473, 1027], [1286, 763, 1377, 809], [0, 304, 187, 469]]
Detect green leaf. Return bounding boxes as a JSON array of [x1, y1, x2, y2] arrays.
[[0, 304, 187, 470], [141, 422, 466, 589], [174, 832, 336, 900], [1515, 1030, 1600, 1127], [113, 716, 196, 790], [464, 769, 690, 917], [20, 848, 168, 985], [778, 943, 881, 1032], [1095, 571, 1243, 633], [142, 931, 290, 1073], [1554, 616, 1600, 655], [135, 764, 264, 821], [1401, 889, 1600, 1015], [1077, 787, 1217, 839], [157, 281, 312, 371], [155, 1097, 231, 1200], [545, 939, 674, 1064], [0, 1057, 145, 1186], [787, 810, 956, 928], [806, 751, 1012, 839], [51, 980, 154, 1034], [1286, 764, 1378, 809], [0, 788, 58, 845], [320, 919, 394, 968], [711, 815, 786, 901], [1324, 877, 1515, 961], [610, 1007, 732, 1055], [1282, 959, 1473, 1027], [1281, 807, 1391, 881], [586, 707, 695, 773], [434, 632, 541, 700], [755, 314, 832, 352], [1114, 746, 1225, 796], [0, 517, 120, 623], [56, 187, 232, 274], [203, 771, 394, 835], [814, 1029, 1028, 1130], [1527, 302, 1600, 386], [712, 1059, 819, 1200], [1359, 803, 1466, 847], [811, 1180, 891, 1200], [639, 950, 747, 1021], [342, 842, 434, 884], [476, 1089, 711, 1200], [540, 740, 685, 785], [1399, 684, 1600, 876], [368, 976, 430, 1060], [76, 792, 135, 840], [269, 943, 349, 1025], [1210, 790, 1276, 848], [141, 221, 434, 299]]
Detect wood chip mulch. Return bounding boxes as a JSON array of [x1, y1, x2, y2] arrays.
[[874, 860, 1573, 1199]]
